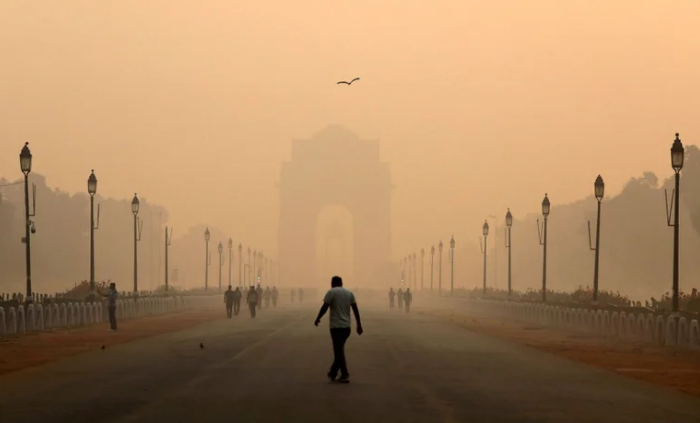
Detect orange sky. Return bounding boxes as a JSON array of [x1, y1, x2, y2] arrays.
[[1, 0, 699, 259]]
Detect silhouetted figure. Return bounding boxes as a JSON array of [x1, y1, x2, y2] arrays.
[[272, 286, 279, 307], [224, 285, 235, 318], [233, 287, 242, 316], [291, 288, 296, 303], [388, 288, 396, 309], [299, 288, 305, 303], [404, 288, 413, 313], [247, 286, 258, 318], [397, 288, 404, 310], [97, 282, 118, 332], [264, 287, 271, 308], [256, 284, 264, 311], [314, 276, 363, 384]]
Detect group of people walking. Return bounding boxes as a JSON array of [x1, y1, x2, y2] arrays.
[[224, 284, 280, 318], [387, 287, 413, 312]]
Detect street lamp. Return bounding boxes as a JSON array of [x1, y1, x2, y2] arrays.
[[164, 226, 173, 292], [505, 209, 513, 298], [204, 228, 211, 291], [238, 243, 243, 287], [588, 176, 604, 305], [87, 170, 100, 300], [218, 242, 224, 291], [481, 221, 489, 294], [449, 236, 455, 295], [19, 142, 37, 303], [247, 247, 251, 286], [438, 241, 443, 296], [537, 193, 550, 302], [665, 133, 685, 316], [430, 245, 435, 293], [228, 238, 233, 288], [420, 248, 425, 291], [253, 249, 257, 285], [131, 193, 143, 294]]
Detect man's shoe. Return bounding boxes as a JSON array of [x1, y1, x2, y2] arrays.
[[337, 374, 350, 384], [327, 372, 337, 382]]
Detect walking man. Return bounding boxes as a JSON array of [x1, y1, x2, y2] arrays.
[[314, 276, 363, 384], [97, 282, 118, 332], [272, 286, 279, 307], [388, 288, 396, 309], [233, 287, 242, 316], [247, 285, 258, 318], [404, 288, 413, 313], [256, 284, 263, 311], [397, 288, 404, 310], [224, 285, 235, 318]]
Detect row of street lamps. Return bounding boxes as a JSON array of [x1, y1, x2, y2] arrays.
[[203, 228, 276, 291], [476, 133, 685, 315], [398, 236, 457, 295]]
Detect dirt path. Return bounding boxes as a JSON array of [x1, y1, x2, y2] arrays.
[[0, 309, 221, 377], [420, 307, 700, 398]]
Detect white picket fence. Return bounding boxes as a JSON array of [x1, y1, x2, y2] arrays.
[[466, 299, 700, 350], [0, 296, 195, 338]]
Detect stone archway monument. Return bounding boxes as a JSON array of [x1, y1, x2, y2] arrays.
[[278, 125, 392, 288]]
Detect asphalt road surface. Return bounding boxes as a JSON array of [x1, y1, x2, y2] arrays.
[[1, 302, 699, 423]]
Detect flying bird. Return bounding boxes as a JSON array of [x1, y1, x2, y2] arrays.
[[337, 77, 360, 85], [200, 342, 204, 349], [101, 345, 105, 350]]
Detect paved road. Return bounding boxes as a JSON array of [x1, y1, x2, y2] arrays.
[[0, 302, 698, 423]]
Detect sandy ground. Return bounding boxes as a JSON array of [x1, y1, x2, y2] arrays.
[[0, 308, 221, 376], [420, 306, 700, 397]]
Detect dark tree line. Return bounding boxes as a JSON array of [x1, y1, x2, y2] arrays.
[[0, 173, 235, 295], [451, 145, 700, 302]]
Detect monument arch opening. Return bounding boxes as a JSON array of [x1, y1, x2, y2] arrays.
[[278, 125, 392, 291], [316, 206, 354, 285]]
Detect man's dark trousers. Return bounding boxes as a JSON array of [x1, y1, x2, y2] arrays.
[[329, 327, 352, 378], [226, 302, 233, 318], [233, 300, 241, 316], [108, 305, 117, 330]]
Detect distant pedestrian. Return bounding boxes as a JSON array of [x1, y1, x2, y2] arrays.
[[97, 282, 118, 332], [404, 288, 413, 313], [397, 288, 404, 310], [264, 287, 271, 308], [224, 285, 235, 318], [247, 286, 259, 318], [256, 284, 263, 311], [272, 286, 279, 307], [233, 287, 242, 316], [388, 288, 396, 309], [314, 276, 363, 384]]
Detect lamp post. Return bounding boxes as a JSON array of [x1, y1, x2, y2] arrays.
[[665, 133, 685, 316], [449, 236, 455, 295], [505, 209, 513, 298], [204, 228, 211, 291], [481, 221, 489, 294], [438, 241, 443, 296], [253, 249, 257, 285], [537, 194, 550, 302], [489, 215, 498, 289], [247, 247, 251, 286], [165, 226, 173, 292], [131, 193, 143, 294], [412, 252, 416, 290], [19, 143, 36, 303], [420, 248, 425, 291], [238, 243, 243, 287], [430, 245, 435, 293], [218, 242, 224, 291], [87, 170, 100, 300], [588, 176, 604, 305], [228, 238, 233, 288]]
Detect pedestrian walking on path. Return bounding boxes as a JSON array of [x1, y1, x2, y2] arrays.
[[314, 276, 363, 384]]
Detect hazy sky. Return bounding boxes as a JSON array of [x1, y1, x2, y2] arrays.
[[1, 1, 699, 259]]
